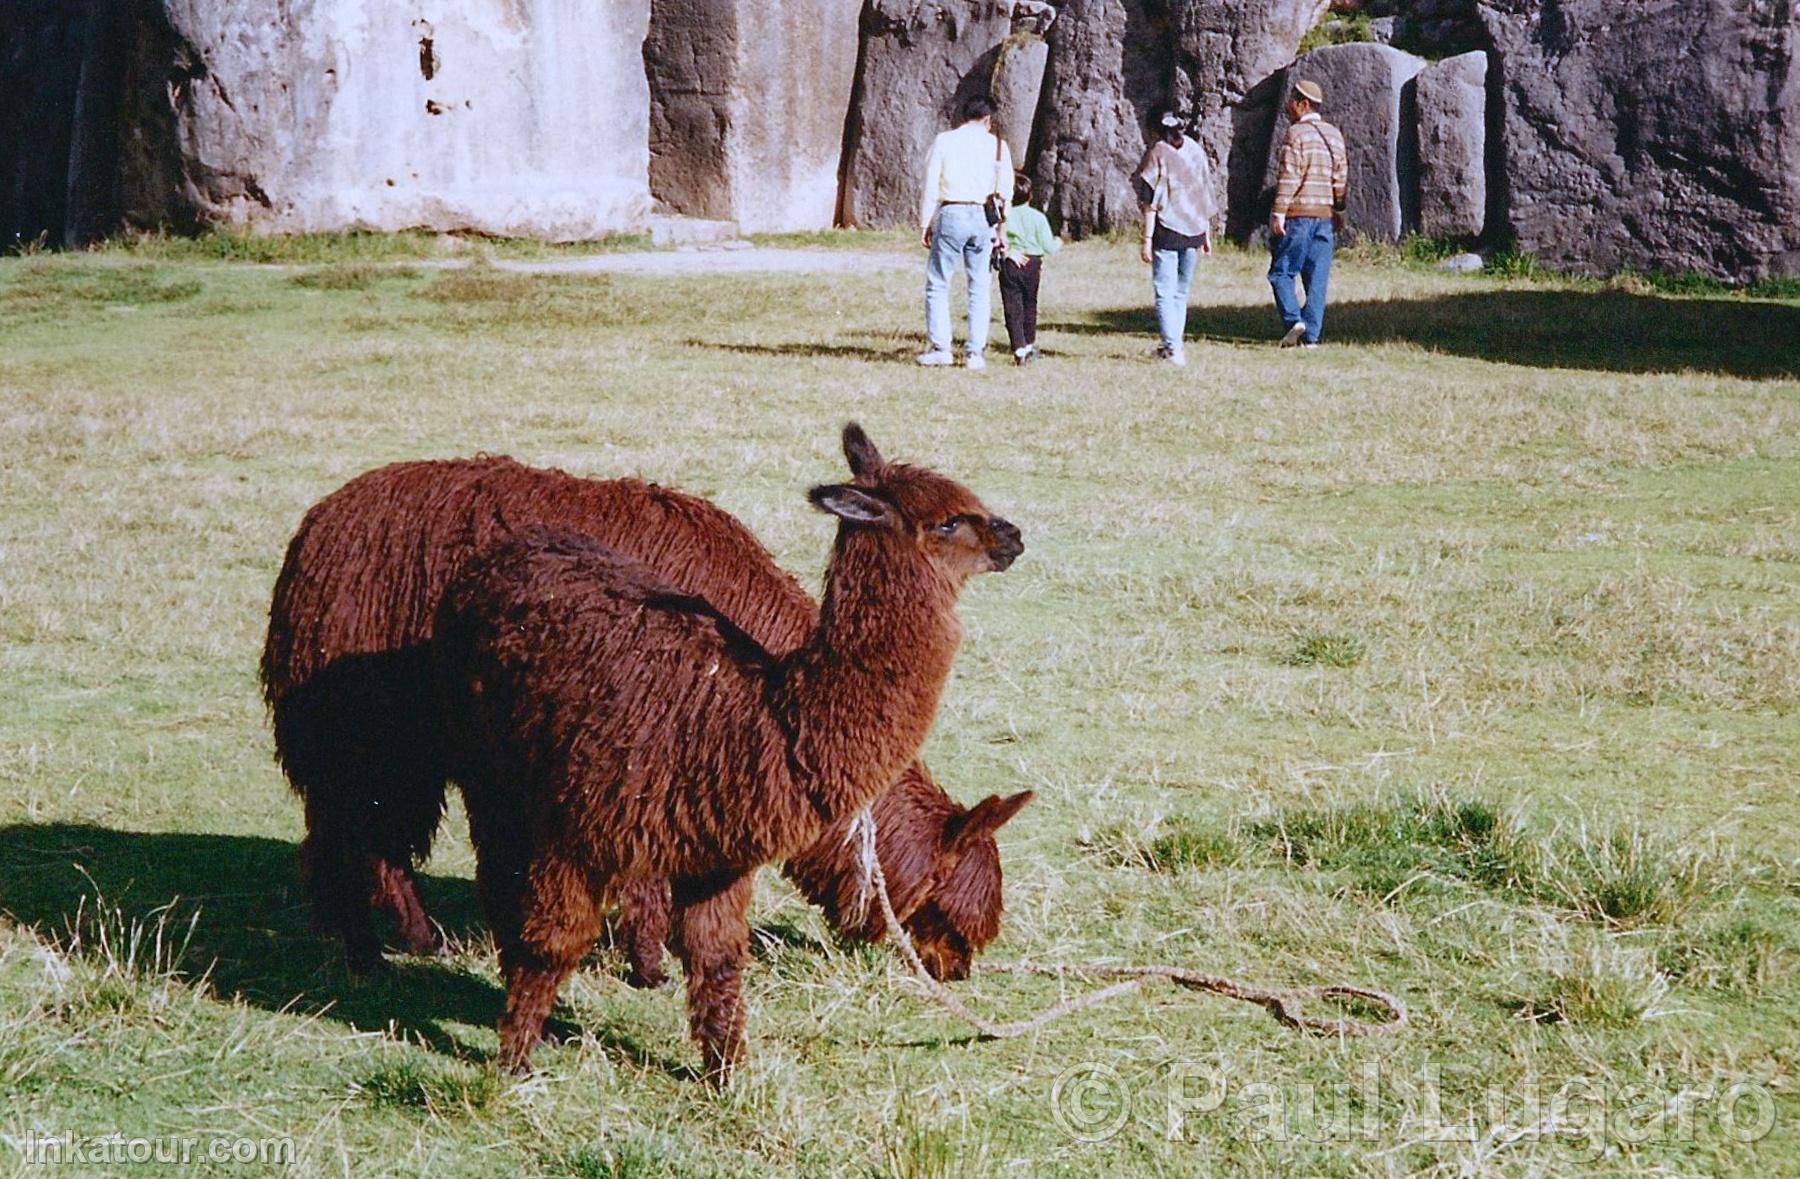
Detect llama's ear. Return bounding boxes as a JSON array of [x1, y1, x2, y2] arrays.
[[809, 483, 895, 526], [941, 790, 1034, 853], [842, 422, 885, 478]]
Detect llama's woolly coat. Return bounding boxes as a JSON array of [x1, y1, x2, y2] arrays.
[[261, 456, 1026, 975], [432, 427, 1022, 1075]]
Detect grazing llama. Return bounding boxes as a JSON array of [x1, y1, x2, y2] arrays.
[[436, 425, 1021, 1077], [260, 456, 1029, 981]]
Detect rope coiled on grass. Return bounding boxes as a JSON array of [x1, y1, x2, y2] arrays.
[[849, 807, 1408, 1040]]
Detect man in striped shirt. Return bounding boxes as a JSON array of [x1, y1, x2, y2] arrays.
[[1268, 79, 1348, 348]]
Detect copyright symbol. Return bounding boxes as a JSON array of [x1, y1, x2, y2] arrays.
[[1051, 1061, 1130, 1142]]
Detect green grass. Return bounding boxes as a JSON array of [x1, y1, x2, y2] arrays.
[[1, 236, 1797, 1176]]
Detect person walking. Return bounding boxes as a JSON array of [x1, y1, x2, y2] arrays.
[[1135, 110, 1218, 367], [917, 94, 1013, 370], [998, 173, 1059, 365], [1268, 79, 1347, 348]]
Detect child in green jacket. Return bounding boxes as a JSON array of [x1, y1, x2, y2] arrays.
[[999, 173, 1060, 365]]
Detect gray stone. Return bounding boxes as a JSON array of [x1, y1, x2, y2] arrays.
[[1478, 0, 1800, 281], [7, 0, 655, 243], [1034, 0, 1325, 237], [1265, 42, 1427, 241], [991, 32, 1050, 166], [1413, 50, 1485, 239], [1437, 251, 1483, 271], [838, 1, 1017, 228], [1368, 16, 1398, 42], [645, 0, 859, 233]]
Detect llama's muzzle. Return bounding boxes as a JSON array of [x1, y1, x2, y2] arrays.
[[987, 517, 1023, 571]]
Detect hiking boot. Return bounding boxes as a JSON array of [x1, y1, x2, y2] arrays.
[[916, 349, 955, 366], [1279, 322, 1307, 348]]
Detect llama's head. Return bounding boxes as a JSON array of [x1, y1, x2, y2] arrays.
[[809, 424, 1023, 587], [905, 789, 1035, 981]]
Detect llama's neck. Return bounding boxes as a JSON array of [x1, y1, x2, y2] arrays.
[[774, 532, 961, 828]]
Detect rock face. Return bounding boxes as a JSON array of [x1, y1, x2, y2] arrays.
[[645, 0, 859, 232], [838, 1, 1017, 228], [1479, 0, 1800, 280], [1413, 50, 1485, 239], [1034, 0, 1324, 238], [1169, 0, 1329, 241], [1031, 0, 1170, 236], [8, 0, 654, 243], [1266, 42, 1426, 241]]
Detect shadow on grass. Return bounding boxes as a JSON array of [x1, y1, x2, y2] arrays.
[[691, 339, 912, 364], [1048, 289, 1800, 379], [0, 823, 686, 1073]]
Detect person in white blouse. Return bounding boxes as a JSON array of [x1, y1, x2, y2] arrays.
[[916, 94, 1014, 370]]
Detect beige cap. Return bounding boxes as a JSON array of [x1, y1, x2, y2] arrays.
[[1294, 79, 1325, 105]]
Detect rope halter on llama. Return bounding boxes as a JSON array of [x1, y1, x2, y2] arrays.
[[849, 805, 1408, 1040]]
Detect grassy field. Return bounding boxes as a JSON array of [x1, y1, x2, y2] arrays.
[[0, 235, 1796, 1177]]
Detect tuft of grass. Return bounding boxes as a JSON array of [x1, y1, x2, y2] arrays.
[[1658, 914, 1798, 996], [1527, 938, 1671, 1028], [357, 1057, 500, 1115], [0, 262, 202, 312], [288, 263, 420, 290], [1299, 11, 1374, 51], [1278, 631, 1365, 668], [1087, 815, 1240, 872], [1538, 823, 1710, 929]]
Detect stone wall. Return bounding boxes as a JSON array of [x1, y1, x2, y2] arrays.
[[1479, 0, 1800, 281], [646, 0, 859, 232]]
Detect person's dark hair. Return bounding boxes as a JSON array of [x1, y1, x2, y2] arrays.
[[1011, 172, 1033, 206], [956, 94, 997, 125]]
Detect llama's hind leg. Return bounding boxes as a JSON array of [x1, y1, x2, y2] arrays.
[[372, 857, 441, 956], [618, 877, 672, 989], [493, 857, 601, 1073], [299, 799, 386, 974], [671, 871, 754, 1085]]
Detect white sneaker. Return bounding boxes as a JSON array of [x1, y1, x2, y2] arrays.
[[1168, 349, 1188, 367], [964, 352, 986, 371], [916, 349, 955, 367], [1279, 322, 1307, 348]]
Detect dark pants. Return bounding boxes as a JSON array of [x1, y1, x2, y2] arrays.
[[999, 255, 1042, 353]]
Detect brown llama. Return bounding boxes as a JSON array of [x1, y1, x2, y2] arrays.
[[436, 424, 1022, 1077], [261, 452, 1030, 982]]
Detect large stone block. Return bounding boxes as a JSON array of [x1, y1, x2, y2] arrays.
[[838, 1, 1017, 228], [1170, 0, 1327, 240], [8, 0, 656, 243], [991, 32, 1049, 165], [1413, 50, 1485, 239], [1264, 42, 1427, 241], [1479, 0, 1800, 280], [645, 0, 859, 233]]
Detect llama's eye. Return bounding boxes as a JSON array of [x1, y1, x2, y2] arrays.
[[933, 519, 961, 537]]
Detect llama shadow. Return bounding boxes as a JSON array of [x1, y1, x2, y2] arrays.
[[1049, 289, 1800, 380], [0, 822, 690, 1073]]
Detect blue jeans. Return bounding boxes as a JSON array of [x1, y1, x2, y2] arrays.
[[925, 204, 995, 355], [1152, 247, 1197, 353], [1268, 216, 1334, 343]]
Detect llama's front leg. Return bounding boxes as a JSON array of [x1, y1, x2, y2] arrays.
[[670, 871, 754, 1085], [490, 856, 601, 1074], [618, 877, 672, 989]]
